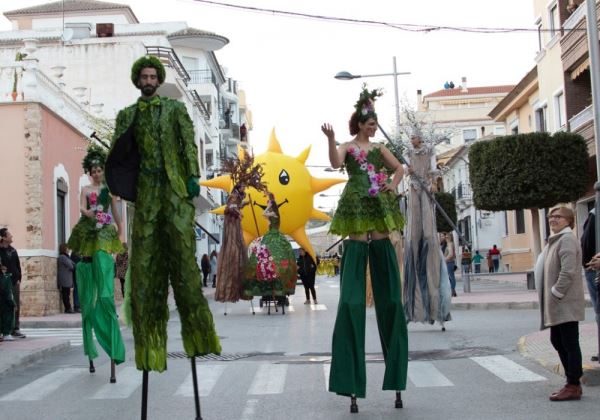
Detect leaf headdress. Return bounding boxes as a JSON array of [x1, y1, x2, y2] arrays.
[[82, 144, 107, 173], [354, 83, 383, 123]]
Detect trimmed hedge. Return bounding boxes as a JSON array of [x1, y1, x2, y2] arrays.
[[469, 132, 589, 211], [435, 191, 458, 232]]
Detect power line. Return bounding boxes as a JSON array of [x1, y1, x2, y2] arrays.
[[189, 0, 584, 34]]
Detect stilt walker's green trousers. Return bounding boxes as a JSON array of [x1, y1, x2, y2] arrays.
[[76, 251, 125, 363], [130, 173, 221, 372], [329, 238, 408, 398]]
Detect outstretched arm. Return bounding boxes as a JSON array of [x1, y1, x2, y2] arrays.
[[321, 124, 348, 169]]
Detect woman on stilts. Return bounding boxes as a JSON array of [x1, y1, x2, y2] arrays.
[[67, 145, 125, 382], [403, 131, 452, 329], [322, 85, 408, 413]]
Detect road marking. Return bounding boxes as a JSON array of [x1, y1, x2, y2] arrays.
[[0, 368, 85, 401], [470, 356, 546, 383], [310, 304, 327, 311], [240, 399, 259, 420], [174, 364, 226, 397], [20, 328, 84, 346], [407, 362, 454, 387], [329, 284, 340, 288], [90, 366, 141, 399], [248, 364, 288, 395], [323, 364, 331, 391]]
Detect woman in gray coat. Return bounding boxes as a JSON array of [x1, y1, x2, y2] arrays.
[[57, 243, 75, 313], [535, 206, 584, 401]]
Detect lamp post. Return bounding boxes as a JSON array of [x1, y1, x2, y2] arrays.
[[335, 56, 410, 140]]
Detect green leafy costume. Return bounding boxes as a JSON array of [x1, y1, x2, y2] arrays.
[[108, 96, 220, 372], [67, 186, 125, 364]]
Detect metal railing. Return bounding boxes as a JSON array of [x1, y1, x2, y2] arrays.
[[570, 104, 593, 131], [145, 46, 190, 84], [189, 89, 211, 121], [188, 69, 216, 85]]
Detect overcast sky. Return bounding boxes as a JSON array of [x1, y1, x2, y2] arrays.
[[0, 0, 537, 209]]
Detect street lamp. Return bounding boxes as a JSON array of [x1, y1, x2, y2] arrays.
[[335, 56, 410, 140]]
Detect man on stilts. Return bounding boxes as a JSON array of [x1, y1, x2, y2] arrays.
[[106, 55, 221, 420]]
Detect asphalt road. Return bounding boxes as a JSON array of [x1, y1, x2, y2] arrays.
[[0, 276, 598, 420]]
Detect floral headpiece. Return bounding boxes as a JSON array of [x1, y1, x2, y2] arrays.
[[354, 83, 383, 123], [82, 144, 107, 173]]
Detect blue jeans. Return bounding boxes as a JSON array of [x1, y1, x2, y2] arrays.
[[447, 262, 456, 291], [585, 270, 599, 321]]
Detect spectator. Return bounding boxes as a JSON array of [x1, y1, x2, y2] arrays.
[[200, 254, 211, 288], [210, 250, 218, 288], [115, 243, 129, 298], [297, 248, 317, 304], [0, 228, 25, 338], [535, 206, 584, 401], [580, 208, 599, 327], [57, 244, 75, 313], [487, 251, 494, 273], [443, 233, 457, 297], [471, 250, 483, 274], [461, 247, 472, 276], [490, 244, 501, 273], [0, 264, 16, 341], [70, 251, 81, 312]]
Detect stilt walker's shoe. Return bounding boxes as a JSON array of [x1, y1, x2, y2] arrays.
[[89, 359, 95, 373], [395, 391, 403, 408], [110, 359, 116, 383], [350, 395, 358, 413]]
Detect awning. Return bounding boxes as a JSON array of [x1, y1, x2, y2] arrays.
[[571, 57, 590, 80]]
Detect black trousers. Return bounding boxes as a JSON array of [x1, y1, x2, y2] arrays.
[[202, 271, 209, 286], [212, 274, 216, 287], [550, 321, 583, 385], [60, 287, 72, 311], [301, 274, 316, 301]]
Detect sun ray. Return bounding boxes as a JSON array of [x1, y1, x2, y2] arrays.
[[296, 145, 311, 164], [289, 227, 316, 262], [209, 205, 226, 215], [311, 177, 346, 193], [267, 128, 283, 154], [310, 208, 331, 221], [200, 175, 233, 192], [243, 230, 254, 245]]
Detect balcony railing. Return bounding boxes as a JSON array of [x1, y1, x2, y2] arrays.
[[188, 69, 216, 85], [563, 2, 586, 31], [145, 46, 190, 85], [570, 104, 593, 131], [457, 182, 472, 201], [189, 89, 211, 121]]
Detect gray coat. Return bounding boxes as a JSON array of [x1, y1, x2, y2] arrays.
[[535, 227, 585, 329], [57, 254, 75, 288]]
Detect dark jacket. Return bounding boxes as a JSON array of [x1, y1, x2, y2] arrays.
[[57, 253, 75, 288], [581, 209, 595, 266], [201, 258, 211, 274], [0, 245, 21, 285], [297, 254, 316, 280]]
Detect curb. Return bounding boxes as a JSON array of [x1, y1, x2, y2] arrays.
[[0, 339, 70, 377], [517, 334, 600, 386], [452, 301, 539, 310]]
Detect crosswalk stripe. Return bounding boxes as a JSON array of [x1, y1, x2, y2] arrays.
[[323, 364, 331, 391], [90, 367, 142, 399], [174, 365, 226, 397], [0, 368, 86, 401], [470, 355, 546, 383], [248, 364, 288, 395], [408, 361, 454, 387], [240, 399, 259, 420], [310, 304, 327, 311], [20, 328, 84, 346]]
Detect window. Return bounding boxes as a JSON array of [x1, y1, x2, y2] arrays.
[[535, 105, 547, 132], [549, 3, 559, 39], [56, 178, 68, 246], [504, 211, 509, 236], [462, 129, 477, 142], [515, 209, 526, 234], [554, 91, 566, 129], [535, 18, 543, 51], [494, 126, 506, 136]]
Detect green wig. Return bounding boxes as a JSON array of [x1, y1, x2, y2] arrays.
[[82, 144, 107, 173], [354, 83, 383, 122], [130, 55, 166, 87]]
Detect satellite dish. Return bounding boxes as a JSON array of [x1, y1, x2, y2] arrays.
[[62, 28, 74, 42]]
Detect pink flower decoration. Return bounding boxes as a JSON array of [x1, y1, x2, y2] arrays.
[[89, 192, 97, 205]]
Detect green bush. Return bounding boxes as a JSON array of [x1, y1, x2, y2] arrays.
[[435, 191, 458, 232], [469, 132, 589, 211]]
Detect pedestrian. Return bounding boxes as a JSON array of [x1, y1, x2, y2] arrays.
[[0, 264, 16, 341], [0, 228, 25, 338], [57, 244, 75, 313], [443, 233, 457, 297], [461, 247, 472, 276], [105, 55, 220, 376], [580, 208, 599, 327], [535, 206, 585, 401], [471, 250, 483, 274], [297, 248, 317, 304], [67, 145, 125, 380], [210, 250, 218, 288], [322, 85, 408, 412], [490, 244, 501, 272], [200, 254, 210, 287], [487, 251, 494, 273], [115, 243, 129, 298], [333, 252, 340, 276], [403, 130, 451, 327], [70, 251, 81, 312]]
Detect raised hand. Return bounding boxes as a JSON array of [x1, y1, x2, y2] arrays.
[[321, 123, 335, 142]]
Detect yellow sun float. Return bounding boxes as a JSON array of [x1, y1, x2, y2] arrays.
[[200, 129, 345, 261]]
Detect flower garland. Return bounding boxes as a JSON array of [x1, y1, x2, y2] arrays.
[[347, 146, 388, 197], [249, 240, 277, 282], [89, 191, 113, 229]]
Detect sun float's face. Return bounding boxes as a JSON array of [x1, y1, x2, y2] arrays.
[[200, 129, 345, 261]]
